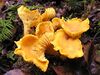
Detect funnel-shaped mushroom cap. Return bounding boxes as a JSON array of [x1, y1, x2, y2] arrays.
[[51, 29, 84, 59], [61, 18, 90, 38], [35, 21, 54, 37], [52, 17, 62, 30], [18, 6, 40, 21], [17, 6, 41, 35], [14, 34, 49, 72], [42, 8, 56, 21]]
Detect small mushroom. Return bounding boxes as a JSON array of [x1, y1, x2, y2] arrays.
[[35, 21, 59, 55], [42, 8, 56, 21], [35, 21, 54, 37], [52, 17, 62, 30], [51, 29, 84, 59], [60, 18, 90, 38]]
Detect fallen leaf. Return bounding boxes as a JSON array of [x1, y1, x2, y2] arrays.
[[4, 69, 26, 75], [52, 66, 73, 75], [52, 66, 66, 75]]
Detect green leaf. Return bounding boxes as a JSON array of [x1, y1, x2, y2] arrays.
[[7, 51, 15, 60], [24, 0, 32, 2], [26, 5, 43, 10], [96, 50, 100, 55], [0, 47, 2, 53], [97, 21, 100, 26]]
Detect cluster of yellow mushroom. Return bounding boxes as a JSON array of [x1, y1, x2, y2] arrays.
[[14, 5, 90, 72]]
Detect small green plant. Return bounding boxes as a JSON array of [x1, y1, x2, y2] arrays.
[[7, 51, 15, 60], [24, 0, 32, 2], [0, 47, 2, 54], [96, 50, 100, 55], [0, 19, 14, 42], [26, 5, 43, 10]]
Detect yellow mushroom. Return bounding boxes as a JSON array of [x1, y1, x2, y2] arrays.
[[17, 5, 42, 35], [14, 31, 55, 72], [35, 21, 59, 55], [16, 6, 90, 72], [60, 18, 90, 38], [42, 8, 56, 21], [51, 29, 84, 59], [35, 21, 54, 37], [52, 17, 62, 30], [14, 34, 49, 72]]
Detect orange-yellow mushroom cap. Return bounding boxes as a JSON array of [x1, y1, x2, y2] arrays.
[[17, 5, 41, 35], [14, 34, 49, 72], [42, 8, 56, 21], [61, 18, 90, 38], [35, 21, 54, 37], [52, 17, 62, 30], [51, 29, 84, 59]]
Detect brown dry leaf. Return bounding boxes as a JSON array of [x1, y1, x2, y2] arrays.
[[0, 0, 4, 7], [53, 66, 73, 75], [83, 42, 92, 62], [4, 69, 26, 75], [53, 66, 66, 75]]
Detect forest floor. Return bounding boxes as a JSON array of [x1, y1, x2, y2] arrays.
[[0, 0, 100, 75]]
